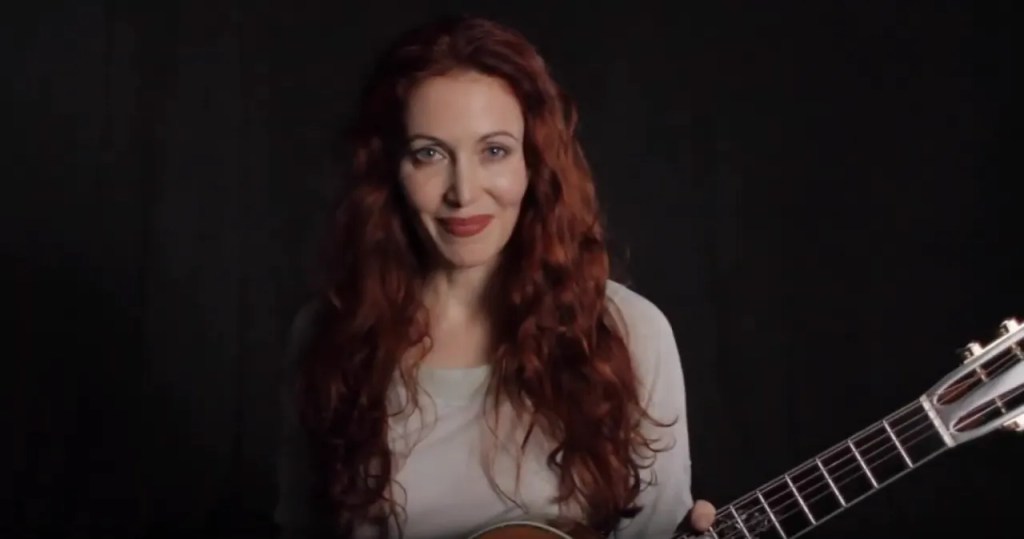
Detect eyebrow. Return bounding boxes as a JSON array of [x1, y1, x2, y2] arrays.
[[407, 130, 520, 145]]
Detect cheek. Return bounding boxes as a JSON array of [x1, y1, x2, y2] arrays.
[[490, 161, 529, 207], [399, 166, 446, 213]]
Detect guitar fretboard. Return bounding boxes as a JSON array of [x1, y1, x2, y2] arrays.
[[702, 398, 950, 539]]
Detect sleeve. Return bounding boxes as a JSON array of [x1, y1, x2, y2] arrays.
[[612, 302, 695, 539], [274, 299, 335, 539]]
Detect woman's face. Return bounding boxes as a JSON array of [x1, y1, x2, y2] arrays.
[[399, 70, 529, 271]]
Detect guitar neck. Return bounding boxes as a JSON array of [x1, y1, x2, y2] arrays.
[[702, 397, 952, 539]]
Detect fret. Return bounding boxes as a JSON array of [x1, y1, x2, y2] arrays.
[[729, 495, 786, 539], [784, 473, 816, 524], [778, 461, 840, 531], [890, 400, 949, 463], [754, 474, 815, 537], [727, 505, 752, 539], [814, 440, 873, 511], [851, 423, 906, 487], [714, 400, 955, 539], [815, 457, 846, 507], [858, 403, 953, 490], [882, 418, 914, 467], [847, 439, 878, 487], [756, 490, 787, 538]]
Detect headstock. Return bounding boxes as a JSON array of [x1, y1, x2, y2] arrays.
[[923, 317, 1024, 446]]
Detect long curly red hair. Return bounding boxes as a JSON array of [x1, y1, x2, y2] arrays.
[[298, 15, 670, 537]]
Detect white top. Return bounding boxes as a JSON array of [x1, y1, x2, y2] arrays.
[[274, 280, 694, 539]]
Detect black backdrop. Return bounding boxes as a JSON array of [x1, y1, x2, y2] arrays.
[[5, 1, 1020, 538]]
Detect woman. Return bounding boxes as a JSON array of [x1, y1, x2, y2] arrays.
[[275, 15, 716, 539]]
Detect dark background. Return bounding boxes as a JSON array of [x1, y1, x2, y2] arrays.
[[4, 1, 1020, 538]]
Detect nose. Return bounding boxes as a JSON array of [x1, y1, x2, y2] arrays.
[[444, 158, 482, 208]]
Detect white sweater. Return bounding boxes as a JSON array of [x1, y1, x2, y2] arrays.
[[274, 280, 695, 539]]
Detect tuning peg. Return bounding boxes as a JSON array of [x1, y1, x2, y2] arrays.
[[999, 318, 1021, 335], [1004, 413, 1024, 432], [960, 341, 984, 363]]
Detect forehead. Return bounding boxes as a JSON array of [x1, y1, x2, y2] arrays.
[[404, 70, 524, 140]]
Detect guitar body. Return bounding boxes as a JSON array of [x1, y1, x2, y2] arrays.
[[468, 519, 602, 539]]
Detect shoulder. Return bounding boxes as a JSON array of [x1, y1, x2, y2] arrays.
[[605, 280, 676, 351], [602, 280, 684, 407], [604, 280, 681, 384]]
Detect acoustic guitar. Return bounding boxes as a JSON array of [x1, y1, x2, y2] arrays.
[[469, 316, 1024, 539]]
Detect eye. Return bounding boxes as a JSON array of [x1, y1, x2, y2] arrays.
[[412, 146, 445, 163], [483, 145, 509, 159]]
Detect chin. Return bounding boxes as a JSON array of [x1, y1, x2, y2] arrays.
[[424, 219, 515, 270], [437, 246, 502, 269]]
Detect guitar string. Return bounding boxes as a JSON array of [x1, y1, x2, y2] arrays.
[[707, 385, 1023, 539], [708, 357, 1023, 539], [709, 385, 1023, 539], [720, 348, 1024, 528], [708, 404, 935, 539], [710, 346, 1020, 533], [700, 402, 929, 539], [685, 348, 1021, 539], [730, 401, 927, 519]]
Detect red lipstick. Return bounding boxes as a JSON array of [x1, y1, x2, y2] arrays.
[[437, 215, 493, 237]]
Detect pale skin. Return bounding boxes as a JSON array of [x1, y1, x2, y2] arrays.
[[398, 69, 716, 534]]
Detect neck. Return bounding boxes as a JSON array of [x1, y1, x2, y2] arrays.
[[693, 397, 952, 539], [422, 261, 498, 322]]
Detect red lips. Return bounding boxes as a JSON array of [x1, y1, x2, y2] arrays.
[[437, 215, 494, 237]]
